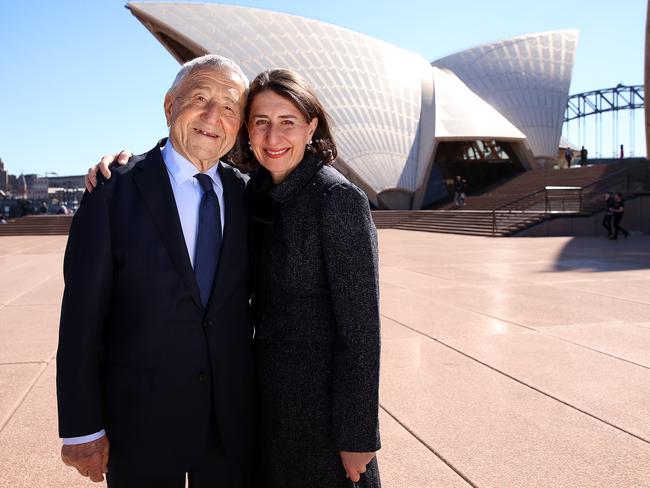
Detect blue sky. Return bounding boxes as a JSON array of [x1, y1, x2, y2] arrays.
[[0, 0, 646, 176]]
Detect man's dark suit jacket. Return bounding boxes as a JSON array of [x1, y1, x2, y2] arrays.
[[56, 141, 255, 475]]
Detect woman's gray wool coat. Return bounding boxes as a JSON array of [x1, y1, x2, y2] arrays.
[[249, 155, 381, 488]]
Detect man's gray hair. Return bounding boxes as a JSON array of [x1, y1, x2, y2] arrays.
[[167, 54, 249, 95]]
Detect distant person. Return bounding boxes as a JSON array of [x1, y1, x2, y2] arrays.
[[620, 144, 624, 159], [39, 201, 48, 214], [460, 177, 468, 206], [602, 191, 615, 238], [580, 146, 588, 166], [453, 175, 464, 207], [564, 146, 573, 168], [611, 192, 629, 239], [56, 204, 68, 215]]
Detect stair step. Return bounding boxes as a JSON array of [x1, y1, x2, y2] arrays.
[[0, 215, 73, 236]]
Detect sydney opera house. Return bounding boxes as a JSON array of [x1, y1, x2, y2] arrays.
[[126, 2, 578, 210]]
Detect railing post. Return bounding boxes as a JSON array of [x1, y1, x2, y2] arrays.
[[579, 189, 583, 212], [492, 210, 496, 236], [545, 189, 549, 213]]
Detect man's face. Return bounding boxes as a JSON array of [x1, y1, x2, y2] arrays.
[[164, 67, 247, 170]]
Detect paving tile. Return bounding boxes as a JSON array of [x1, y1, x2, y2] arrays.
[[0, 236, 45, 255], [9, 276, 64, 306], [0, 363, 45, 430], [443, 331, 650, 440], [507, 283, 650, 324], [381, 288, 529, 338], [381, 336, 650, 487], [0, 305, 60, 363], [542, 322, 650, 368], [381, 316, 428, 341], [0, 363, 90, 488], [406, 264, 516, 287], [380, 266, 458, 290], [0, 264, 61, 305], [377, 409, 471, 488], [410, 282, 649, 328], [547, 278, 650, 304]]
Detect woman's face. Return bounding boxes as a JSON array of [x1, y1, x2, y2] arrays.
[[247, 90, 317, 184]]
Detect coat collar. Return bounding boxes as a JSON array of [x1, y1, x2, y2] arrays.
[[266, 155, 324, 204]]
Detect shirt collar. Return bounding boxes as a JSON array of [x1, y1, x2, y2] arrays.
[[161, 139, 223, 190]]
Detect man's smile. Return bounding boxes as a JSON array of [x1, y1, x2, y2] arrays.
[[193, 127, 219, 138]]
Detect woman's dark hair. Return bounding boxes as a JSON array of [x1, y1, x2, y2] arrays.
[[231, 69, 337, 172]]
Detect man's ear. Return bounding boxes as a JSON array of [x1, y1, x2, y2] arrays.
[[164, 94, 173, 127]]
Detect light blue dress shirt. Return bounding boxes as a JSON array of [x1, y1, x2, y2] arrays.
[[161, 139, 225, 268], [62, 140, 226, 445]]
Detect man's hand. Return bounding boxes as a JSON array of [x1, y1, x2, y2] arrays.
[[340, 451, 375, 482], [85, 150, 132, 192], [61, 435, 110, 483]]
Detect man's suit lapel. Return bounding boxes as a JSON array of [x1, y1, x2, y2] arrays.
[[132, 147, 202, 309]]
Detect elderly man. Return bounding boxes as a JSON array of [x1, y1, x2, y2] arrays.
[[57, 55, 254, 488]]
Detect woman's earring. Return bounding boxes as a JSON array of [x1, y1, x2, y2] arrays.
[[248, 141, 252, 149]]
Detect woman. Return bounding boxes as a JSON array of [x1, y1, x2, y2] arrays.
[[86, 68, 381, 488], [244, 69, 381, 488]]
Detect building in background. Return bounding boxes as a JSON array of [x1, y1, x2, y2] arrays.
[[126, 2, 578, 209], [0, 157, 84, 215], [0, 159, 8, 193]]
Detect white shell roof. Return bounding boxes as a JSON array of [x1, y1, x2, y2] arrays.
[[432, 67, 526, 141], [126, 4, 579, 208], [432, 30, 578, 161], [128, 2, 434, 198]]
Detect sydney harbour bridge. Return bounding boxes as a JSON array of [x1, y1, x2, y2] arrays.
[[563, 84, 644, 158]]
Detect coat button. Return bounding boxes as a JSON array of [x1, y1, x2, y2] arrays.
[[204, 318, 214, 329], [198, 372, 207, 382]]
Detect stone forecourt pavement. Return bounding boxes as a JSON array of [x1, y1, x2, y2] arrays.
[[0, 232, 649, 487]]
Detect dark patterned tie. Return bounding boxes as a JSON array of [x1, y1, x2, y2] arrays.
[[194, 173, 222, 307]]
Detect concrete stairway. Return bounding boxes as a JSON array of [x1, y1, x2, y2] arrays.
[[0, 215, 73, 236], [371, 210, 544, 236], [373, 160, 649, 236], [437, 161, 646, 211]]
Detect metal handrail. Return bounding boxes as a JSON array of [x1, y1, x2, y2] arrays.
[[490, 165, 643, 236], [492, 188, 546, 213]]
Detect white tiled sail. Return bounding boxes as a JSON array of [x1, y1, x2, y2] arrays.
[[432, 67, 526, 141], [432, 30, 578, 161], [128, 2, 435, 203]]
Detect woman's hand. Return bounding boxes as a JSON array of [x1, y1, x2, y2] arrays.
[[85, 150, 132, 192], [339, 451, 375, 482]]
